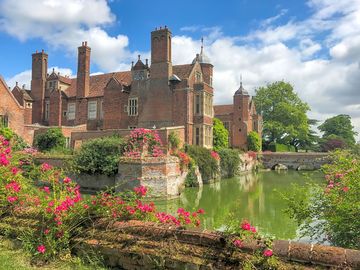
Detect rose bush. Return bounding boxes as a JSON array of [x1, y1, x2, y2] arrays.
[[124, 128, 164, 158]]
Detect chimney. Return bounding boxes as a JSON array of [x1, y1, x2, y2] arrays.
[[76, 41, 91, 98]]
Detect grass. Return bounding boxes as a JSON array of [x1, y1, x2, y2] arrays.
[[0, 237, 108, 270]]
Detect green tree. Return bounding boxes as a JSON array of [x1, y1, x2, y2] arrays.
[[247, 131, 261, 151], [318, 114, 357, 146], [213, 118, 229, 151], [253, 81, 311, 151], [283, 150, 360, 249]]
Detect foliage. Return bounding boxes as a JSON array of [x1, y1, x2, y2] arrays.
[[184, 166, 198, 187], [267, 142, 295, 152], [124, 128, 164, 158], [247, 131, 261, 152], [0, 126, 29, 151], [185, 145, 219, 181], [34, 128, 66, 152], [0, 127, 14, 141], [0, 135, 205, 263], [254, 81, 312, 150], [318, 114, 357, 146], [213, 118, 229, 151], [283, 150, 360, 249], [320, 134, 346, 152], [73, 136, 125, 176], [168, 131, 180, 150], [218, 148, 241, 177]]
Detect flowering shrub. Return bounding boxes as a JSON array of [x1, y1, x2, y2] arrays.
[[89, 187, 204, 227], [225, 217, 278, 268], [124, 128, 164, 158], [185, 145, 219, 181], [283, 150, 360, 249], [176, 151, 191, 171], [211, 151, 220, 161]]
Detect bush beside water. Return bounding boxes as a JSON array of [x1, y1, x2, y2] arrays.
[[72, 136, 126, 176]]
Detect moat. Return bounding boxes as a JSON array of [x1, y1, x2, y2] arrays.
[[156, 170, 324, 241]]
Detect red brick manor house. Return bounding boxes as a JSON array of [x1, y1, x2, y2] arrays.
[[0, 26, 261, 149]]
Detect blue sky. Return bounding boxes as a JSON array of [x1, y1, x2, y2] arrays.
[[0, 0, 360, 137]]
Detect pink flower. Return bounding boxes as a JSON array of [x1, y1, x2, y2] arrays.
[[233, 239, 243, 248], [37, 245, 46, 254], [11, 167, 19, 175], [211, 151, 220, 161], [241, 220, 251, 231], [342, 186, 349, 192], [7, 196, 18, 203], [44, 229, 50, 235], [43, 186, 50, 194], [250, 226, 257, 233], [41, 163, 52, 172], [197, 208, 205, 214], [5, 181, 21, 193], [134, 185, 147, 197], [63, 177, 71, 184], [263, 249, 273, 257], [83, 204, 89, 209]]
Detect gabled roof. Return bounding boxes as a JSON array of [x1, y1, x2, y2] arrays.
[[13, 85, 33, 101], [63, 71, 132, 98], [172, 64, 193, 80], [214, 105, 233, 115], [47, 71, 72, 85]]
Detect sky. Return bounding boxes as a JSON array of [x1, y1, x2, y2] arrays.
[[0, 0, 359, 139]]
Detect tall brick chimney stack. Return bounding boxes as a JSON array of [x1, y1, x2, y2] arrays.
[[31, 49, 48, 124], [76, 41, 91, 98], [150, 26, 172, 78]]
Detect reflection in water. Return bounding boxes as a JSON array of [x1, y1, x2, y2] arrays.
[[156, 170, 323, 241]]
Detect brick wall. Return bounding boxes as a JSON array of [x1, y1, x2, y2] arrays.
[[0, 77, 33, 144]]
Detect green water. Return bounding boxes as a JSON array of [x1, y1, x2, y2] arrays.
[[156, 170, 324, 241]]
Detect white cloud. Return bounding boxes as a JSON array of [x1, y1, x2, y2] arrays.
[[2, 0, 360, 138], [0, 0, 133, 71]]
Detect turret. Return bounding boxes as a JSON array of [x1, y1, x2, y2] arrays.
[[31, 49, 48, 123]]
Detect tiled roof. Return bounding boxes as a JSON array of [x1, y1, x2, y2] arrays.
[[214, 105, 233, 115], [173, 64, 193, 79], [58, 75, 72, 85], [63, 71, 132, 98], [22, 89, 33, 101]]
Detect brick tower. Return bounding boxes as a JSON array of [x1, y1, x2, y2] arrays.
[[31, 50, 48, 124], [139, 27, 174, 128], [75, 41, 91, 125], [232, 80, 250, 149]]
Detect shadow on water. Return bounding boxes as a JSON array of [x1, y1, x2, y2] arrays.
[[156, 170, 324, 241]]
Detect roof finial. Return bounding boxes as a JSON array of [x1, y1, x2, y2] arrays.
[[240, 73, 243, 87], [200, 37, 204, 54]]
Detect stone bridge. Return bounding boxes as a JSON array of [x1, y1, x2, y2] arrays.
[[261, 152, 330, 170]]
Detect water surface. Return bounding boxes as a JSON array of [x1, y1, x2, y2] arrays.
[[156, 170, 324, 241]]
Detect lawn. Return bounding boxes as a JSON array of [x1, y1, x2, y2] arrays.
[[0, 237, 108, 270]]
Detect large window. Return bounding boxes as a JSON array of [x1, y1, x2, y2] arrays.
[[128, 98, 138, 116], [204, 93, 212, 116], [88, 101, 97, 120], [195, 95, 201, 115], [0, 115, 8, 127], [100, 100, 104, 119], [45, 100, 50, 121], [67, 103, 75, 120], [205, 126, 212, 146], [195, 127, 200, 145]]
